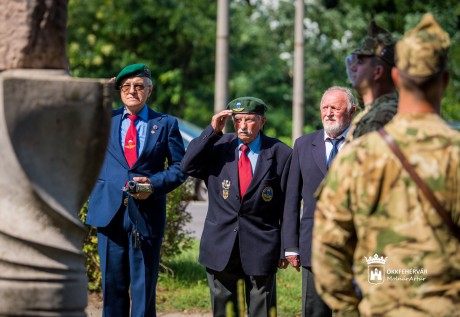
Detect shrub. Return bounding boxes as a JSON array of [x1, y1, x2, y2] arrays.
[[161, 179, 194, 260], [79, 201, 101, 292]]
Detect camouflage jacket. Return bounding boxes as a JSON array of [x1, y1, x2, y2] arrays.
[[313, 113, 460, 317], [346, 92, 398, 142]]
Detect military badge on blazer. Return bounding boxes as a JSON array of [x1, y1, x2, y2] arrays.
[[222, 180, 231, 199], [262, 186, 273, 202]]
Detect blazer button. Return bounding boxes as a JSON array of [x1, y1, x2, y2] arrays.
[[123, 198, 128, 206], [233, 227, 238, 232]]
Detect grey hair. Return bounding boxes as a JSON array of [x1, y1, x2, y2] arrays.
[[320, 86, 356, 112]]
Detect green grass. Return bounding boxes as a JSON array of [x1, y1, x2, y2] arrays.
[[157, 240, 302, 316]]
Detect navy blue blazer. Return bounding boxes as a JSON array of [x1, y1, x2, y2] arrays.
[[282, 130, 327, 267], [86, 106, 186, 237], [180, 125, 292, 276]]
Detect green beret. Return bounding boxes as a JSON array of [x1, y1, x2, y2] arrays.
[[115, 63, 151, 89], [396, 13, 450, 78], [351, 20, 396, 66], [227, 97, 268, 115]]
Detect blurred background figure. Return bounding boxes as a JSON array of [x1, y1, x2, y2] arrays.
[[345, 20, 398, 141]]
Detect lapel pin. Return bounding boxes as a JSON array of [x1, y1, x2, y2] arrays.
[[222, 180, 231, 199], [151, 125, 158, 134]]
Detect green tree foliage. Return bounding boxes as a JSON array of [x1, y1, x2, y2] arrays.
[[322, 0, 460, 122], [68, 0, 217, 120], [68, 0, 460, 144]]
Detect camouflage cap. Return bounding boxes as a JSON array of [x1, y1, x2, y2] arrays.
[[351, 20, 396, 66], [396, 13, 450, 78], [227, 97, 268, 115], [115, 63, 151, 89]]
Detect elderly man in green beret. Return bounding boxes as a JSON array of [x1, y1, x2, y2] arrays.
[[345, 20, 398, 141], [86, 63, 186, 317], [181, 97, 292, 316], [313, 13, 460, 317]]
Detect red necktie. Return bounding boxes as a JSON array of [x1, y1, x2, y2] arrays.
[[238, 144, 252, 198], [124, 114, 138, 167]]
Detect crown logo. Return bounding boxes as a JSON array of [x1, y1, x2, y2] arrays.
[[364, 254, 388, 265]]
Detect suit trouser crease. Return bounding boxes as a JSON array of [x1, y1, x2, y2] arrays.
[[206, 238, 277, 317]]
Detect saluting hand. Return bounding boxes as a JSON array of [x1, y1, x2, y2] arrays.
[[211, 110, 233, 133]]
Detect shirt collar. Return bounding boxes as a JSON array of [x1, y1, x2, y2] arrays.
[[123, 105, 148, 121], [238, 132, 262, 153]]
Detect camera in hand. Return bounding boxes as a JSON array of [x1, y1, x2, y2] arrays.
[[122, 181, 152, 194]]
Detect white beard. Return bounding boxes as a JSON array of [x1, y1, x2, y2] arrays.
[[323, 117, 351, 136]]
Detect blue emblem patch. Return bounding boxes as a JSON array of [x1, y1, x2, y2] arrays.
[[262, 186, 273, 202]]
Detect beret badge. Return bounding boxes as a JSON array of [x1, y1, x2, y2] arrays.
[[233, 102, 245, 112]]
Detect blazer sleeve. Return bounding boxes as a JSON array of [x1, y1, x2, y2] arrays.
[[279, 144, 293, 258], [282, 137, 303, 251], [180, 124, 222, 180], [149, 116, 187, 196]]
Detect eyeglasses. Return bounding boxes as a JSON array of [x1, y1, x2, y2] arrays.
[[120, 83, 148, 94]]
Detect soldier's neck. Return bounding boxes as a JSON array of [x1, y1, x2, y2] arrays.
[[361, 85, 395, 106], [397, 90, 439, 114]]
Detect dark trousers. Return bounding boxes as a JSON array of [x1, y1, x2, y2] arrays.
[[97, 207, 162, 317], [206, 241, 276, 317], [302, 266, 332, 317]]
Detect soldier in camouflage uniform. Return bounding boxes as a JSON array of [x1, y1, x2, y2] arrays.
[[312, 13, 460, 317], [345, 20, 398, 141]]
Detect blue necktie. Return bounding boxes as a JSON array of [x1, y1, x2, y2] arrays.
[[327, 137, 343, 169]]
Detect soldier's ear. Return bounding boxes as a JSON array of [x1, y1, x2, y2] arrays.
[[374, 64, 384, 81]]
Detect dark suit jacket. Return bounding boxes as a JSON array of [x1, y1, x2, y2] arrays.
[[86, 106, 186, 237], [180, 125, 292, 276], [283, 130, 327, 267]]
